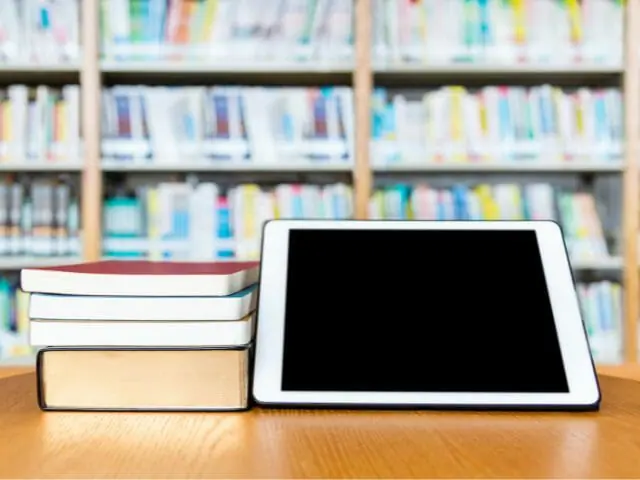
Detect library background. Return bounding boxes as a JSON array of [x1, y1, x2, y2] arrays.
[[0, 0, 637, 371]]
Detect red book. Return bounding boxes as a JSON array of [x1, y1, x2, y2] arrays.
[[21, 260, 260, 297]]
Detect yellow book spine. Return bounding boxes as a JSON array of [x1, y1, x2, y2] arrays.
[[574, 94, 584, 140], [565, 0, 582, 43], [200, 0, 218, 42], [572, 194, 589, 241], [449, 86, 466, 162], [242, 185, 261, 258], [511, 186, 524, 220], [16, 290, 29, 338], [475, 185, 496, 219], [478, 91, 489, 160], [147, 188, 160, 261], [512, 0, 526, 44]]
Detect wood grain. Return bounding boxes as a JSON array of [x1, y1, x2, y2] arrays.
[[0, 367, 32, 380], [80, 0, 102, 261], [352, 0, 372, 219], [1, 373, 640, 478]]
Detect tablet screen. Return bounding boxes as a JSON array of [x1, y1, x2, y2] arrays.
[[282, 228, 570, 393]]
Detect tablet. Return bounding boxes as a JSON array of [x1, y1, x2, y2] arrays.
[[253, 220, 601, 410]]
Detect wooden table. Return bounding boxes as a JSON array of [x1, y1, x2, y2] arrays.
[[2, 373, 640, 478]]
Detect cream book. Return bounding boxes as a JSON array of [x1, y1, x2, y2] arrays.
[[37, 347, 251, 411]]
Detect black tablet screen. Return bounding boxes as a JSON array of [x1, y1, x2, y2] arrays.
[[281, 228, 570, 393]]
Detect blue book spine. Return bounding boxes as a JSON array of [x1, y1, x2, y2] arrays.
[[478, 0, 490, 46], [292, 187, 304, 218], [594, 93, 607, 145], [217, 198, 234, 258], [498, 90, 511, 145], [371, 88, 386, 140]]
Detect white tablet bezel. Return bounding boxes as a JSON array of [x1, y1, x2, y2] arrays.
[[253, 220, 600, 407]]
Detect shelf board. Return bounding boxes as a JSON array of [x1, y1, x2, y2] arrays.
[[100, 61, 353, 84], [373, 162, 624, 173], [572, 256, 624, 270], [102, 162, 353, 173], [374, 63, 623, 75], [0, 163, 83, 172], [0, 63, 80, 72], [374, 63, 622, 87], [0, 256, 81, 270], [0, 63, 80, 82], [101, 60, 353, 74]]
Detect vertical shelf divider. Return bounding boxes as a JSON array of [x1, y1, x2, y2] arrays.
[[353, 0, 373, 219], [80, 0, 103, 261], [623, 0, 639, 363]]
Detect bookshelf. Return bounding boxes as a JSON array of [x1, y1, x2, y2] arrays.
[[0, 0, 636, 366]]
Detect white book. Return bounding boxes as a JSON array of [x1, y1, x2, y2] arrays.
[[30, 313, 255, 347], [29, 285, 257, 322]]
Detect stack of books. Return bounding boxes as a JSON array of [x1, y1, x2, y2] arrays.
[[20, 259, 259, 411]]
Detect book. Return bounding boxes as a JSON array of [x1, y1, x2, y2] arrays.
[[29, 284, 257, 321], [20, 260, 260, 296], [37, 347, 250, 411], [30, 312, 255, 347]]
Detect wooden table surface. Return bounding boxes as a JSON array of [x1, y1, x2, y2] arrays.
[[1, 373, 640, 478]]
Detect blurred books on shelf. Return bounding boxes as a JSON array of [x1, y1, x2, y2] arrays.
[[370, 183, 614, 263], [100, 0, 353, 65], [0, 0, 80, 66], [0, 179, 81, 258], [577, 280, 623, 365], [103, 182, 352, 260], [0, 85, 81, 165], [371, 85, 623, 167], [101, 86, 354, 167], [373, 0, 623, 67]]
